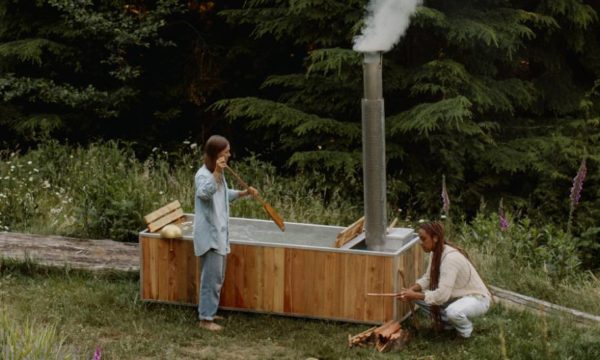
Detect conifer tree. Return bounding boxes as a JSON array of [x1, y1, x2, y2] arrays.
[[0, 0, 182, 142], [216, 0, 600, 229]]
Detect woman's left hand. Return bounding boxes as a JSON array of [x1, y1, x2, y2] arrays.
[[246, 187, 259, 197], [397, 288, 419, 302]]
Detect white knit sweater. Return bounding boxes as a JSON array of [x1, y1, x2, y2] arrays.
[[416, 245, 491, 305]]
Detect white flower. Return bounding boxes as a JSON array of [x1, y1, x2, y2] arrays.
[[183, 140, 190, 145], [190, 143, 197, 150], [159, 191, 164, 195], [418, 219, 425, 223], [440, 214, 447, 219], [152, 147, 159, 152], [27, 161, 32, 165], [28, 177, 34, 182], [42, 180, 51, 188]]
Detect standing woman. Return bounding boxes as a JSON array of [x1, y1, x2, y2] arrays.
[[398, 221, 491, 338], [193, 135, 257, 331]]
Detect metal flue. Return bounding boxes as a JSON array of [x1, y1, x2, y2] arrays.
[[361, 51, 387, 250]]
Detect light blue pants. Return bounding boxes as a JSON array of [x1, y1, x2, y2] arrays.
[[198, 250, 227, 321], [415, 295, 490, 338]]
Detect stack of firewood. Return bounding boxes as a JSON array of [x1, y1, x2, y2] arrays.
[[348, 320, 411, 352]]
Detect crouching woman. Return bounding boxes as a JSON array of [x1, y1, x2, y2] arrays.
[[398, 221, 491, 338]]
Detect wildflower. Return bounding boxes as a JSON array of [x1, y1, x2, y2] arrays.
[[27, 161, 32, 165], [33, 168, 39, 172], [28, 177, 34, 182], [152, 147, 159, 152], [93, 347, 102, 360], [159, 191, 164, 195], [441, 175, 450, 215], [183, 140, 190, 145], [190, 143, 197, 150], [570, 158, 587, 208], [418, 219, 425, 223], [498, 198, 509, 231], [42, 180, 51, 188], [567, 157, 587, 234]]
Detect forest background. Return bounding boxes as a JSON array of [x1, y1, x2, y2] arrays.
[[1, 0, 599, 273]]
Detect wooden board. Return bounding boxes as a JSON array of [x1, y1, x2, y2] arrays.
[[335, 216, 365, 248], [144, 200, 181, 224], [147, 208, 184, 233]]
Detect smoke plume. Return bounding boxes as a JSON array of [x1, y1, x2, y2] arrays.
[[353, 0, 422, 52]]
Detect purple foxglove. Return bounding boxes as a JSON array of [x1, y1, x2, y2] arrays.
[[93, 347, 102, 360], [570, 159, 587, 208]]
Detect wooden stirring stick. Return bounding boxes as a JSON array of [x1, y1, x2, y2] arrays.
[[225, 165, 285, 232]]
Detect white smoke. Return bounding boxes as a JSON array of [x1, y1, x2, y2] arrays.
[[353, 0, 422, 52]]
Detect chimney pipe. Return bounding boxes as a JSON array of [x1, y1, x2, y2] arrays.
[[361, 52, 387, 250]]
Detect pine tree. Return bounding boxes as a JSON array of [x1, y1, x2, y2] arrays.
[[0, 0, 182, 142]]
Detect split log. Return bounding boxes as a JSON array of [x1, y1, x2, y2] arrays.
[[348, 325, 377, 347], [374, 320, 401, 340], [349, 319, 412, 353]]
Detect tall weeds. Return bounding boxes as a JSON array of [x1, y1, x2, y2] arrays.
[[0, 309, 74, 359], [0, 141, 359, 241]]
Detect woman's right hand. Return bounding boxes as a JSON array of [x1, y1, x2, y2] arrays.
[[214, 156, 226, 181]]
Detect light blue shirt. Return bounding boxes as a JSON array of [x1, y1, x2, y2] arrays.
[[193, 165, 240, 256]]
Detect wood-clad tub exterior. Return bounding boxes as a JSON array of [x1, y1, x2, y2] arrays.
[[139, 218, 424, 324]]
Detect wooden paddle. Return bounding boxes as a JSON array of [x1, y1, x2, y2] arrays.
[[225, 165, 285, 232]]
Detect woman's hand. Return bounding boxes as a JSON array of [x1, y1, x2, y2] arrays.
[[246, 186, 259, 197], [213, 156, 226, 182], [396, 288, 422, 302]]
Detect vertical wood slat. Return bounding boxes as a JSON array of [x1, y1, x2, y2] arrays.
[[157, 239, 169, 301], [272, 247, 285, 313], [323, 251, 341, 318], [140, 237, 152, 299], [383, 256, 394, 321]]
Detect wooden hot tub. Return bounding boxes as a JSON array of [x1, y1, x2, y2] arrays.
[[139, 216, 424, 324]]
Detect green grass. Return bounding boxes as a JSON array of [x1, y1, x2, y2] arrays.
[[1, 262, 599, 360], [2, 141, 600, 357]]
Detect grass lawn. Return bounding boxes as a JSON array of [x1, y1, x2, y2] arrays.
[[1, 262, 599, 359]]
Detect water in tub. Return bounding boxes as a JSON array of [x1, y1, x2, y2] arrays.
[[179, 218, 415, 251]]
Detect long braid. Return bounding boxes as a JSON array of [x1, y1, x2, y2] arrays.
[[420, 222, 446, 332]]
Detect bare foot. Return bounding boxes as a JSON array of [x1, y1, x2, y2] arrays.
[[198, 320, 223, 332]]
